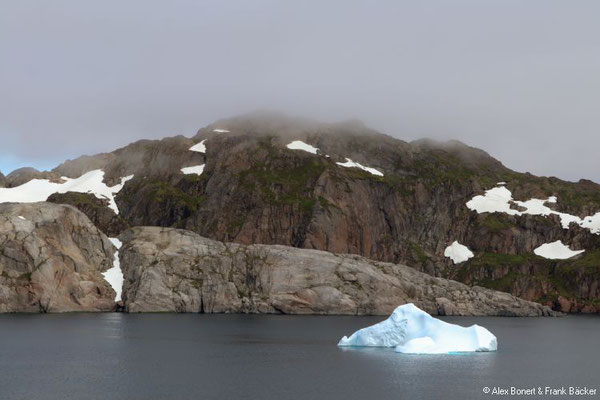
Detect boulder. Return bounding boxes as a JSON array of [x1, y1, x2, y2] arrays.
[[0, 202, 116, 312]]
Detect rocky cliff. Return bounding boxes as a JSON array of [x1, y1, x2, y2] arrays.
[[46, 192, 129, 236], [114, 114, 600, 312], [4, 112, 600, 312], [119, 226, 557, 316], [0, 203, 116, 312]]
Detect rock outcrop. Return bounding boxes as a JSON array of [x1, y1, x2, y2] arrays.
[[5, 167, 62, 187], [0, 202, 116, 312], [46, 192, 129, 236], [53, 136, 202, 186], [0, 172, 5, 188], [120, 226, 557, 316]]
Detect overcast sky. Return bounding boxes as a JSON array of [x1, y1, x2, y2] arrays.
[[1, 0, 599, 182]]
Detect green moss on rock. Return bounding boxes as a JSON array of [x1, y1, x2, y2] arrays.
[[237, 140, 326, 214]]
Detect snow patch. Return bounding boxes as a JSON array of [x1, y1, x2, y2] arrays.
[[181, 165, 205, 176], [102, 238, 124, 302], [466, 186, 517, 215], [17, 216, 25, 220], [497, 181, 506, 185], [213, 128, 229, 133], [0, 170, 133, 214], [444, 241, 474, 264], [580, 213, 600, 234], [534, 240, 585, 260], [286, 140, 319, 154], [189, 140, 206, 153], [336, 158, 384, 177], [466, 186, 600, 235], [338, 303, 497, 354]]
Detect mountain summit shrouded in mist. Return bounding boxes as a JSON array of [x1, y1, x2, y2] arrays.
[[2, 1, 600, 183], [1, 112, 599, 313]]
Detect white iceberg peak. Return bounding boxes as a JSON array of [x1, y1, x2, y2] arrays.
[[181, 165, 205, 176], [534, 240, 585, 260], [338, 303, 497, 354], [286, 140, 319, 154], [444, 241, 474, 264], [189, 139, 206, 153], [336, 158, 384, 177]]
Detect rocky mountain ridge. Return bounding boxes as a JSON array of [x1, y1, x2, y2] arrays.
[[0, 202, 557, 316], [1, 112, 599, 312]]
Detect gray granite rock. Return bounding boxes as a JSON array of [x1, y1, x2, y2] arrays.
[[0, 202, 116, 312], [120, 227, 558, 316]]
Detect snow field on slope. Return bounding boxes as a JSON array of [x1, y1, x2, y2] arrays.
[[0, 170, 133, 214], [102, 238, 124, 302]]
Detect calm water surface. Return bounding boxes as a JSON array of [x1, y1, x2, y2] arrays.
[[0, 313, 598, 400]]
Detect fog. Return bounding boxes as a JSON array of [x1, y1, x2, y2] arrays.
[[1, 0, 599, 182]]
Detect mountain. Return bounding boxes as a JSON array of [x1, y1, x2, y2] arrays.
[[1, 112, 599, 312]]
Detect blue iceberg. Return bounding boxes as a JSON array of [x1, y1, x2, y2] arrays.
[[338, 303, 497, 354]]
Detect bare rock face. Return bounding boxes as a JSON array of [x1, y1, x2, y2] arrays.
[[120, 227, 557, 316], [53, 135, 201, 186], [0, 172, 5, 188], [46, 192, 129, 236], [0, 202, 116, 312], [108, 114, 600, 312]]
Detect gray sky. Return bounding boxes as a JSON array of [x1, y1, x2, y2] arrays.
[[1, 0, 599, 182]]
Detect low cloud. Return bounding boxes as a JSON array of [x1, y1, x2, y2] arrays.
[[1, 1, 599, 182]]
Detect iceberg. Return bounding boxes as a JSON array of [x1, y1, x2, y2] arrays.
[[338, 303, 497, 354]]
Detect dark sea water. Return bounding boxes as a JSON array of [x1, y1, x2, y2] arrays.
[[0, 313, 598, 400]]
